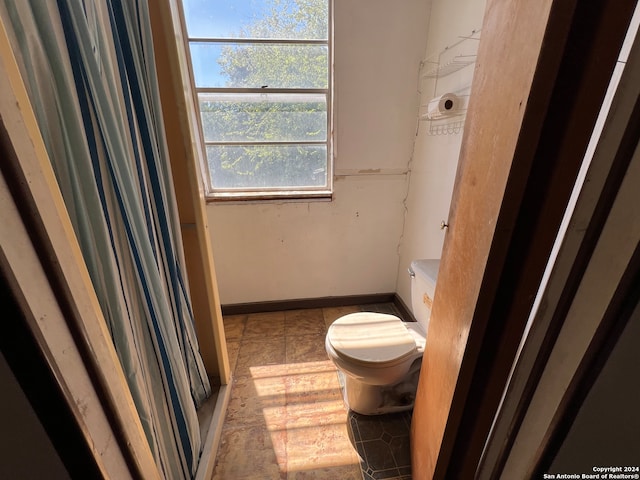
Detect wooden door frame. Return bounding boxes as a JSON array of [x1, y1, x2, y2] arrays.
[[410, 0, 639, 478], [480, 12, 640, 477]]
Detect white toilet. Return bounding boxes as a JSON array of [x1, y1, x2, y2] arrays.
[[325, 259, 440, 415]]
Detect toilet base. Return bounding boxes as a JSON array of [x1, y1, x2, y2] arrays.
[[338, 360, 421, 415]]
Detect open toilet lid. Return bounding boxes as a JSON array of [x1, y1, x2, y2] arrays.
[[327, 312, 416, 366]]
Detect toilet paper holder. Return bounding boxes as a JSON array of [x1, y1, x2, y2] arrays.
[[425, 93, 460, 120]]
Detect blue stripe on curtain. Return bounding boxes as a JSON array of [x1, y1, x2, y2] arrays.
[[0, 1, 211, 478], [109, 0, 211, 400]]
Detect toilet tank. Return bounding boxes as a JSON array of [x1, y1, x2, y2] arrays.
[[409, 259, 440, 329]]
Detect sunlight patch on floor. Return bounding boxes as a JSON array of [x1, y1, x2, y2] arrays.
[[253, 360, 362, 472]]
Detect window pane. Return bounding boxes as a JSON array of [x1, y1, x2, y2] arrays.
[[182, 0, 328, 40], [199, 92, 326, 143], [207, 145, 327, 188], [190, 42, 328, 89]]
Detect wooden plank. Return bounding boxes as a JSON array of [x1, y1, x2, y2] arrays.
[[0, 169, 127, 480], [410, 0, 555, 475], [410, 0, 638, 478], [149, 0, 231, 384], [194, 385, 233, 480], [479, 16, 640, 476]]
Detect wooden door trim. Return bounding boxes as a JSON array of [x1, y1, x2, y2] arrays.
[[410, 0, 638, 478], [488, 33, 640, 477]]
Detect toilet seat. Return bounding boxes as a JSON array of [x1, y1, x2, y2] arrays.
[[327, 312, 417, 368]]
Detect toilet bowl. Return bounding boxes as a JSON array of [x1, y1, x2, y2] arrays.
[[325, 259, 439, 415]]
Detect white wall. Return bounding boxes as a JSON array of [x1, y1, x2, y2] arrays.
[[208, 0, 431, 305], [208, 0, 488, 306], [396, 0, 487, 307]]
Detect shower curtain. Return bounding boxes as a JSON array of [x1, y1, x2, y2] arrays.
[[1, 1, 211, 478]]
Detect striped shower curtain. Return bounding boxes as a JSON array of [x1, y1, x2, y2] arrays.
[[1, 1, 211, 478]]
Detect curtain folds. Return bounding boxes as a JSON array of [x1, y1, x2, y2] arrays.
[[0, 1, 211, 478]]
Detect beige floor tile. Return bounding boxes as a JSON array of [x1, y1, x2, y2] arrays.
[[283, 358, 337, 377], [286, 464, 363, 480], [285, 333, 330, 364], [235, 337, 286, 378], [223, 314, 246, 341], [224, 375, 287, 429], [244, 311, 286, 338], [213, 425, 287, 480], [215, 306, 369, 480], [285, 309, 326, 337], [226, 341, 240, 375], [322, 305, 361, 329], [285, 394, 347, 430], [283, 361, 341, 395], [285, 422, 361, 474]]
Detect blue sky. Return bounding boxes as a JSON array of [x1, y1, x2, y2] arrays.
[[182, 0, 268, 87], [182, 0, 255, 87], [181, 0, 326, 87], [181, 0, 258, 39]]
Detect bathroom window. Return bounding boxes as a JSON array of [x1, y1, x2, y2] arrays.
[[180, 0, 333, 201]]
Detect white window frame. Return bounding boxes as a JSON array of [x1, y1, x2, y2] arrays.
[[178, 1, 334, 202]]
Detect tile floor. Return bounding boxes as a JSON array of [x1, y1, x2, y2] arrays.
[[212, 304, 413, 480], [348, 410, 412, 480]]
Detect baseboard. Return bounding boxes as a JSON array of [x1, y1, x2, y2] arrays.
[[392, 293, 416, 323], [221, 293, 417, 323], [221, 293, 397, 316]]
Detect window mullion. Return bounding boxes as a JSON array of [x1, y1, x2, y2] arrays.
[[196, 88, 328, 95], [204, 141, 327, 147], [189, 37, 327, 46]]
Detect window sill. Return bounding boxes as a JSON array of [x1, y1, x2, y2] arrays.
[[205, 190, 333, 204]]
